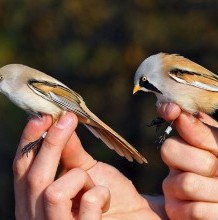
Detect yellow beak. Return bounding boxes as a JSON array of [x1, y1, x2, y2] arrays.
[[133, 85, 141, 94]]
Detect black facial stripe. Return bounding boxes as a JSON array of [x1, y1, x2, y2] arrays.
[[139, 78, 162, 94]]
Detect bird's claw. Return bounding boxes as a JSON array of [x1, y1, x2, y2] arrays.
[[147, 117, 166, 131], [21, 136, 43, 156], [155, 132, 168, 148]]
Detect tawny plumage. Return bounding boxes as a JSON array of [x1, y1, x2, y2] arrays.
[[134, 53, 218, 115], [133, 53, 218, 145], [0, 64, 147, 164]]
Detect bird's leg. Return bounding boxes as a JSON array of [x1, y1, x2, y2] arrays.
[[193, 111, 200, 118], [21, 132, 47, 156], [147, 117, 166, 131], [155, 121, 174, 148], [27, 111, 43, 120]]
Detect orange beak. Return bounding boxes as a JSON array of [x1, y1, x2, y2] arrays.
[[133, 85, 141, 94]]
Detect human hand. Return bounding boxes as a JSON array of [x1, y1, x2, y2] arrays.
[[13, 112, 166, 220], [159, 103, 218, 220]]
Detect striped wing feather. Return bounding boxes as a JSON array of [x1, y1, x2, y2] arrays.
[[28, 80, 147, 164], [169, 70, 218, 92], [165, 54, 218, 92]]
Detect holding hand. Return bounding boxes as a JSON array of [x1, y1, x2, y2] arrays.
[[13, 113, 166, 220], [159, 103, 218, 220]]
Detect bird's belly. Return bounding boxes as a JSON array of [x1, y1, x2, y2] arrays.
[[28, 99, 62, 118], [155, 90, 198, 113], [9, 91, 62, 119], [156, 87, 218, 115]]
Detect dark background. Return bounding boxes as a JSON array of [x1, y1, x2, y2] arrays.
[[0, 0, 217, 219]]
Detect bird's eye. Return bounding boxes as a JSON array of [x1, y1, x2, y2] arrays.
[[0, 75, 3, 81], [142, 76, 147, 82]]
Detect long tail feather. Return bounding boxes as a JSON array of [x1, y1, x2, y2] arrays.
[[85, 124, 147, 164]]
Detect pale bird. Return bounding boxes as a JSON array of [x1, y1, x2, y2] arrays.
[[0, 64, 147, 164], [133, 53, 217, 143]]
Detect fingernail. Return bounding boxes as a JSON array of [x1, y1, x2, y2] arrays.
[[56, 113, 74, 129]]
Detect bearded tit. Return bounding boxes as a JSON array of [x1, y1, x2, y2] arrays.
[[133, 53, 217, 144], [0, 64, 147, 164]]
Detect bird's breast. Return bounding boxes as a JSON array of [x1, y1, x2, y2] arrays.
[[7, 85, 62, 119]]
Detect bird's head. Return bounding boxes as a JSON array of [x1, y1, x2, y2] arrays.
[[133, 53, 164, 95], [0, 64, 29, 94]]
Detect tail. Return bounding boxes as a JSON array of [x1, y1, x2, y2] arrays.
[[27, 78, 147, 163], [78, 101, 147, 164], [84, 124, 147, 164]]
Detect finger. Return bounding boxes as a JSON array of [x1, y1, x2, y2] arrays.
[[13, 115, 52, 219], [163, 171, 218, 202], [161, 137, 218, 177], [26, 112, 78, 218], [165, 198, 218, 220], [158, 103, 181, 121], [197, 112, 218, 127], [158, 102, 218, 127], [60, 131, 97, 172], [79, 185, 110, 220], [14, 115, 52, 179], [158, 103, 218, 154], [174, 112, 218, 154], [44, 168, 95, 220]]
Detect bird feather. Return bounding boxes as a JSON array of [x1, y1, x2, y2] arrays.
[[169, 68, 218, 92], [28, 80, 147, 164]]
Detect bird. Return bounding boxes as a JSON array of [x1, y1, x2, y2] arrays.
[[0, 64, 147, 164], [133, 53, 218, 144]]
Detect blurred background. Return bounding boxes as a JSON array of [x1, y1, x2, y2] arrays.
[[0, 0, 217, 218]]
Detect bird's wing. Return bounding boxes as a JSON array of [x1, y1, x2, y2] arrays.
[[28, 79, 90, 118], [28, 80, 147, 164], [168, 68, 218, 92]]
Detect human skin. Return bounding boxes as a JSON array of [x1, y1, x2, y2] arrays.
[[159, 103, 218, 220], [13, 103, 218, 220], [13, 112, 166, 220]]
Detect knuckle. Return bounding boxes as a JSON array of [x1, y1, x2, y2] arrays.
[[12, 158, 24, 178], [81, 186, 110, 208], [190, 203, 205, 219], [162, 177, 171, 194], [44, 185, 64, 205], [164, 199, 178, 219], [180, 173, 198, 196], [204, 155, 218, 176], [161, 137, 179, 161], [165, 206, 176, 219], [27, 172, 47, 191], [82, 192, 99, 207], [161, 138, 172, 156], [94, 185, 110, 201]]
